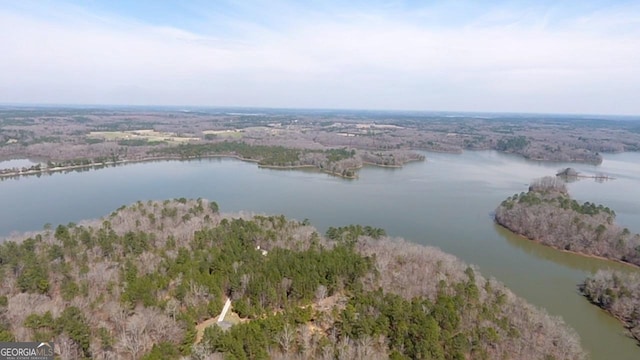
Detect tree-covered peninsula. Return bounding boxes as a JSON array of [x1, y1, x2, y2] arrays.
[[149, 142, 424, 179], [495, 177, 640, 266], [580, 270, 640, 345], [0, 199, 585, 359]]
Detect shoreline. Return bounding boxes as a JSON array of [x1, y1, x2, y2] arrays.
[[0, 147, 629, 181], [1, 154, 367, 180], [584, 299, 640, 344], [494, 221, 640, 269], [257, 163, 359, 179], [495, 219, 640, 343], [362, 157, 425, 168], [0, 151, 429, 181]]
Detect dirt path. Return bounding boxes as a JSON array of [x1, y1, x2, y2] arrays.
[[195, 316, 220, 344]]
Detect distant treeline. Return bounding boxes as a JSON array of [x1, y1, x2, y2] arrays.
[[151, 141, 424, 178]]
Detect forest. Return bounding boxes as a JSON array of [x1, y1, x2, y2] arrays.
[[0, 199, 585, 359], [495, 177, 640, 266], [3, 107, 640, 179], [150, 142, 375, 178]]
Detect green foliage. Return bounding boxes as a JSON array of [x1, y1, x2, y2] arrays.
[[121, 265, 163, 308], [179, 323, 197, 355], [325, 148, 354, 162], [24, 311, 55, 341], [151, 141, 355, 168], [326, 224, 386, 243], [496, 136, 529, 151], [117, 139, 165, 146], [85, 137, 105, 144], [97, 327, 114, 353], [0, 329, 13, 341], [209, 201, 219, 213], [203, 313, 288, 360], [122, 231, 150, 256], [557, 197, 615, 216], [516, 191, 543, 205], [61, 278, 80, 301], [327, 267, 505, 360], [48, 244, 64, 261], [55, 224, 80, 249], [57, 306, 92, 358], [153, 142, 302, 166], [505, 191, 616, 218], [23, 307, 91, 357], [17, 261, 49, 294], [141, 342, 181, 360]]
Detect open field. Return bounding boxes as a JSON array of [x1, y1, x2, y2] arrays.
[[202, 129, 243, 139], [88, 129, 199, 143]]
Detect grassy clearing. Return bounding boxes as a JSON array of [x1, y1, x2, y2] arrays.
[[222, 311, 243, 325], [88, 130, 199, 143], [202, 130, 243, 139]]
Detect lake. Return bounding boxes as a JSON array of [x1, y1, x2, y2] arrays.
[[0, 158, 38, 170], [1, 150, 639, 359]]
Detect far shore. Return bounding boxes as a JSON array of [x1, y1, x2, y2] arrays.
[[1, 146, 628, 181], [0, 153, 424, 181]]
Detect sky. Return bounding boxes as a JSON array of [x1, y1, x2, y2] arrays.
[[1, 0, 639, 115]]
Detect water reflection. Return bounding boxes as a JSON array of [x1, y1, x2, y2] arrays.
[[0, 158, 38, 170], [495, 224, 638, 275]]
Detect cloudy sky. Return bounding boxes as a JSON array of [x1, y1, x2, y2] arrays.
[[1, 0, 639, 114]]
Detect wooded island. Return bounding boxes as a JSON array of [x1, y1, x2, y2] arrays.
[[495, 177, 640, 266]]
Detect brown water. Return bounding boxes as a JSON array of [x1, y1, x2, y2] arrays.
[[1, 150, 639, 359]]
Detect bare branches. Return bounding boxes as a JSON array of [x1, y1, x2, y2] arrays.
[[496, 186, 640, 266], [529, 176, 568, 194], [581, 270, 640, 344]]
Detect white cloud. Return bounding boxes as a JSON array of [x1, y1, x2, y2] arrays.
[[0, 2, 639, 114]]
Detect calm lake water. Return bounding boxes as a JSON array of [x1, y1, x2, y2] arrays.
[[0, 158, 38, 170], [1, 150, 639, 359]]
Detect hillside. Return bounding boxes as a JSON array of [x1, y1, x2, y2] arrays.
[[0, 199, 585, 359], [495, 177, 640, 266]]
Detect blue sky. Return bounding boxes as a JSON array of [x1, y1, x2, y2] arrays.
[[1, 0, 639, 114]]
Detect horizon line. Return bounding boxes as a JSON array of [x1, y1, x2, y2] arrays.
[[0, 102, 639, 119]]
